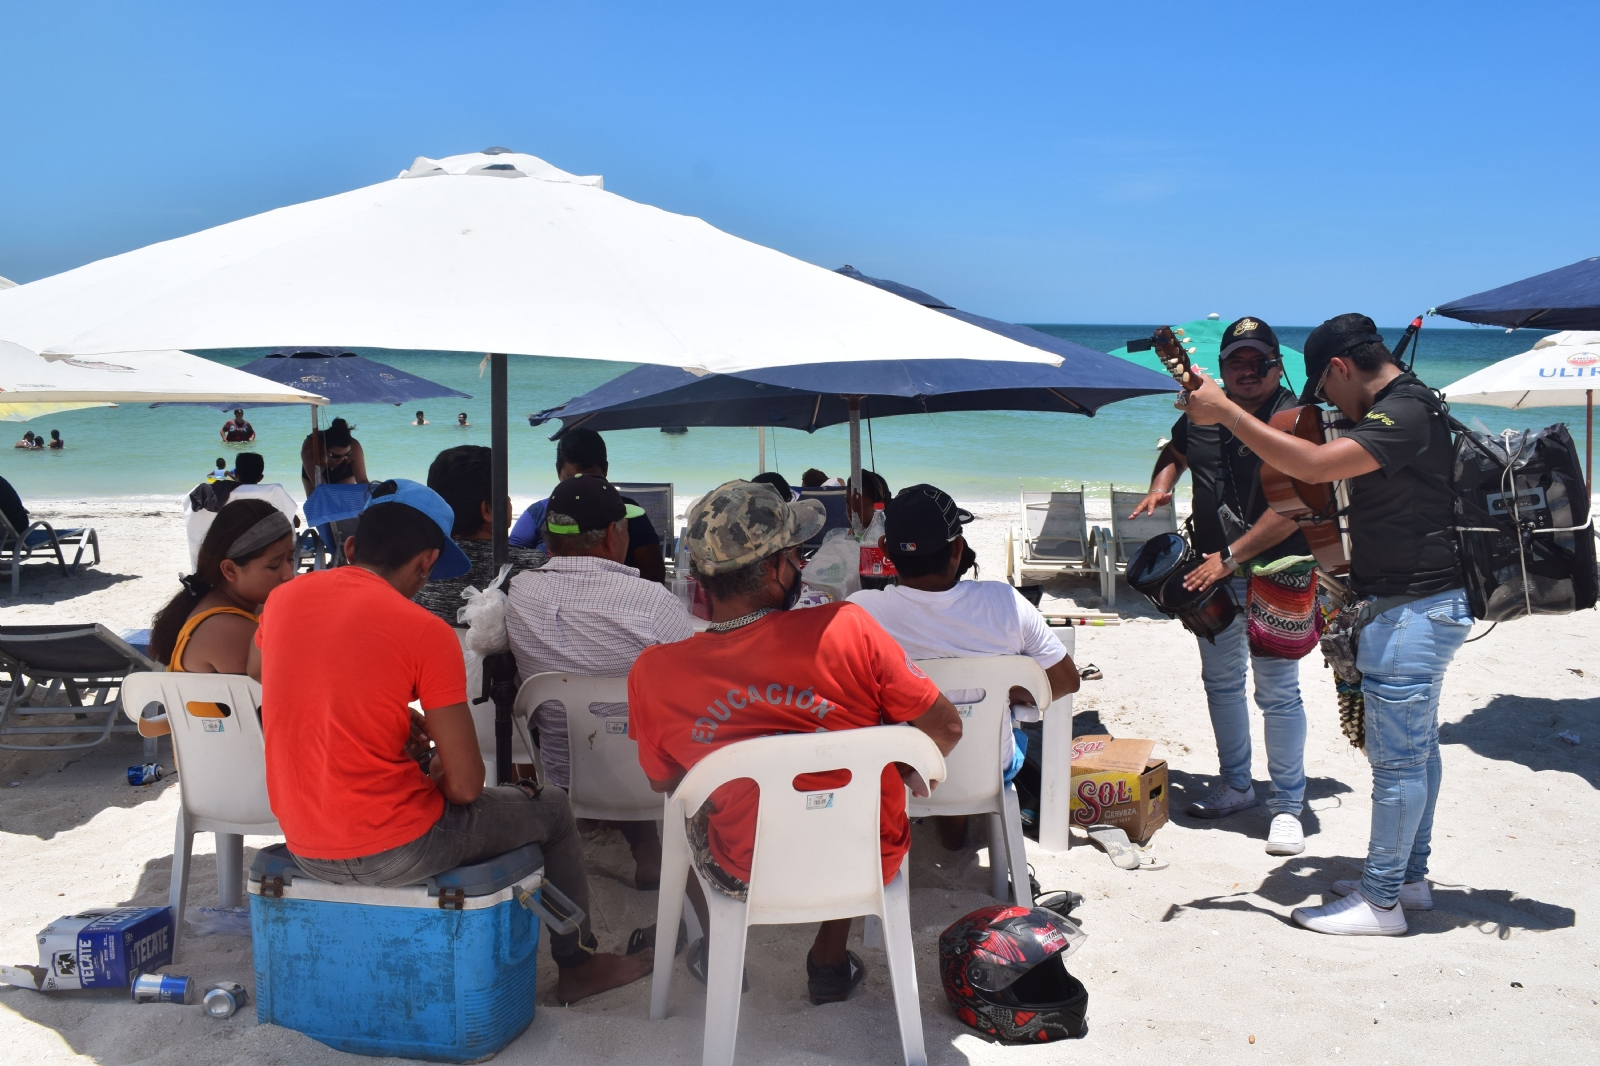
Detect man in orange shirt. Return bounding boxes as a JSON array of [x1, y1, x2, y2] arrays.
[[629, 480, 962, 1005], [251, 479, 651, 1004]]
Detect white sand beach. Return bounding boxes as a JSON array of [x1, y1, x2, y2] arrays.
[[1, 498, 1596, 1064]]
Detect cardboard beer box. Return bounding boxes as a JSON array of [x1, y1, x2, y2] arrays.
[[33, 907, 174, 990], [1070, 735, 1169, 843]]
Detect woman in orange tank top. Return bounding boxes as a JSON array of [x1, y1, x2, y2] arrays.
[[142, 499, 297, 735]]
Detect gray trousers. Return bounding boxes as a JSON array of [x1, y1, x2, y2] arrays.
[[294, 785, 597, 968]]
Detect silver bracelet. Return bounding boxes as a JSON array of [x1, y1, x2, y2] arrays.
[[1230, 410, 1245, 435]]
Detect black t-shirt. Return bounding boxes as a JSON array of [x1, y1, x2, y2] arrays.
[[0, 475, 29, 534], [1171, 386, 1310, 561], [1343, 373, 1463, 597]]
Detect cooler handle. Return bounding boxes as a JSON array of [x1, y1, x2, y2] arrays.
[[515, 881, 585, 937]]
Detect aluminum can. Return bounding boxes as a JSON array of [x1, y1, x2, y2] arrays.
[[131, 973, 191, 1004], [126, 763, 164, 786], [202, 981, 248, 1019]]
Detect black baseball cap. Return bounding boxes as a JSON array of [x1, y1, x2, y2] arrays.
[[1218, 316, 1281, 362], [884, 484, 974, 556], [1299, 313, 1387, 404], [545, 474, 644, 535]]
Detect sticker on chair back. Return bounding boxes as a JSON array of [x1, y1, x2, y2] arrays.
[[955, 704, 975, 718], [185, 701, 231, 719], [806, 792, 834, 810], [605, 720, 627, 735], [203, 720, 224, 732]]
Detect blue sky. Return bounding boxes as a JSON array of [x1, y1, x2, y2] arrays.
[[1, 1, 1594, 325]]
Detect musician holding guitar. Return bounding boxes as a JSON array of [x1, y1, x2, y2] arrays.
[[1180, 313, 1469, 938], [1131, 317, 1312, 858]]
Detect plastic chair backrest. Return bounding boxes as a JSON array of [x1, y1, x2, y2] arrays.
[[909, 657, 1049, 810], [1024, 491, 1087, 561], [797, 488, 850, 547], [1110, 486, 1177, 563], [611, 482, 675, 558], [673, 727, 945, 925], [120, 672, 277, 832], [512, 672, 661, 820]]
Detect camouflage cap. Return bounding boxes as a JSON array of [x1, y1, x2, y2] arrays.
[[686, 480, 827, 574]]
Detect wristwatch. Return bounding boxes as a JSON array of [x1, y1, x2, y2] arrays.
[[1218, 547, 1235, 569]]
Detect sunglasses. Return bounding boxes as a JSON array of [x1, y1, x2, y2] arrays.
[[1222, 356, 1281, 376], [1312, 364, 1331, 404]]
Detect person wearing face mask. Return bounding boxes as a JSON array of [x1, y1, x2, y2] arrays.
[[1129, 317, 1311, 857], [847, 483, 1080, 848], [628, 479, 963, 1004], [502, 474, 693, 890]]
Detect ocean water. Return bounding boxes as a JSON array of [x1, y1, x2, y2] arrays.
[[5, 324, 1568, 503]]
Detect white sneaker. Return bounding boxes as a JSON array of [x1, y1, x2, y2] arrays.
[[1185, 782, 1258, 819], [1292, 891, 1407, 936], [1265, 813, 1304, 855], [1332, 879, 1433, 911]]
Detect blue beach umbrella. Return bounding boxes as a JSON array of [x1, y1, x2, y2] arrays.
[[1432, 256, 1600, 331], [221, 347, 470, 409]]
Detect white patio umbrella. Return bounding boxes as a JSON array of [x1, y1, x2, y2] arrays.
[[1441, 330, 1600, 487], [0, 340, 327, 407]]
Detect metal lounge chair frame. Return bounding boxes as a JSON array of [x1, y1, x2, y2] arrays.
[[1006, 488, 1113, 602], [0, 510, 100, 597], [0, 624, 158, 751]]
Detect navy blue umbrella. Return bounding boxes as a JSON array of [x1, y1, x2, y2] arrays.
[[189, 346, 470, 409], [530, 267, 1176, 435], [1433, 256, 1600, 331]]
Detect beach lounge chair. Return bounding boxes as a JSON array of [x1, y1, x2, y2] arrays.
[[1106, 484, 1178, 569], [797, 487, 851, 549], [611, 481, 676, 560], [0, 510, 100, 597], [0, 624, 157, 751], [119, 672, 276, 961], [1006, 489, 1113, 601], [907, 656, 1049, 908], [650, 726, 946, 1066]]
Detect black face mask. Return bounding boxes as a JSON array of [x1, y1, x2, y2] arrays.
[[956, 543, 978, 580], [780, 551, 805, 610]]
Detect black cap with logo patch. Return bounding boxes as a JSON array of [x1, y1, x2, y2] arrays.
[[884, 484, 975, 556], [1218, 316, 1282, 363], [545, 474, 644, 535], [1299, 313, 1387, 404]]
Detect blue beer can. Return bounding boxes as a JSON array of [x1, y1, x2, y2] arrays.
[[131, 973, 191, 1004], [126, 763, 164, 786]]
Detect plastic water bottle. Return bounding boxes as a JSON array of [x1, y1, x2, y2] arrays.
[[858, 504, 898, 578]]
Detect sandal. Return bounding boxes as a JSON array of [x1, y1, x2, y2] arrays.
[[1085, 824, 1142, 870], [806, 949, 865, 1005], [627, 923, 688, 958], [1035, 889, 1084, 919], [1078, 664, 1103, 681], [686, 937, 749, 992]]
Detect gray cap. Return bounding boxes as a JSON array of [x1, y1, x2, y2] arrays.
[[686, 480, 827, 574]]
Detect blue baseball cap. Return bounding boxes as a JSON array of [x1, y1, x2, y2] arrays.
[[362, 478, 473, 580]]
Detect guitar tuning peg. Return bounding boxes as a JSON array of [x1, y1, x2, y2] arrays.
[[1185, 346, 1197, 354], [1173, 329, 1187, 336]]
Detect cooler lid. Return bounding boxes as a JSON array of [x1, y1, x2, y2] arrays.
[[250, 842, 545, 898]]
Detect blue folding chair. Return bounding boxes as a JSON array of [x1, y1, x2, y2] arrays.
[[302, 484, 371, 569], [797, 488, 851, 550]]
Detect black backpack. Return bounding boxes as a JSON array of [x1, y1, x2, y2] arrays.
[[1415, 390, 1597, 621]]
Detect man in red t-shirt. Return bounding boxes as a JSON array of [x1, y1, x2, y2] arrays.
[[250, 479, 651, 1004], [629, 480, 962, 1005]]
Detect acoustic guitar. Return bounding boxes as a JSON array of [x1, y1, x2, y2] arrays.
[[1259, 406, 1355, 574]]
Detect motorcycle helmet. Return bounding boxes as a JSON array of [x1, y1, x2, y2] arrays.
[[938, 904, 1088, 1042]]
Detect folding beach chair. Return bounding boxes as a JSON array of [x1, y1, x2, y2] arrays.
[[797, 487, 851, 550], [302, 483, 371, 568], [1007, 489, 1113, 601], [0, 624, 158, 751], [0, 510, 100, 597], [1107, 484, 1178, 568], [611, 481, 676, 560]]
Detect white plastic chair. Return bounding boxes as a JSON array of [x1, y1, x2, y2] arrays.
[[120, 672, 280, 961], [511, 672, 662, 821], [908, 657, 1048, 908], [650, 726, 946, 1066]]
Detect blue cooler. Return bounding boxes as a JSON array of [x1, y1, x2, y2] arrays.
[[248, 842, 579, 1063]]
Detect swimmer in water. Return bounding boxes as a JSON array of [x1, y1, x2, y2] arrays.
[[47, 429, 64, 450], [457, 412, 471, 427], [413, 410, 429, 425]]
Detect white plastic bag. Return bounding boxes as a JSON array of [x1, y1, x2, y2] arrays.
[[458, 563, 513, 656], [801, 528, 861, 602]]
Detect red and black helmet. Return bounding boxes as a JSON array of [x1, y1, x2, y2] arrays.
[[938, 904, 1088, 1042]]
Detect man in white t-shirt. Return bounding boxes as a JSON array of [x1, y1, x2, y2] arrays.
[[184, 452, 300, 569], [848, 483, 1079, 848]]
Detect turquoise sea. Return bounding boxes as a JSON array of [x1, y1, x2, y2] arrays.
[[5, 324, 1565, 503]]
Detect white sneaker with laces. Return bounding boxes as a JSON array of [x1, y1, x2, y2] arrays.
[[1185, 782, 1258, 819], [1332, 879, 1433, 911], [1292, 891, 1407, 936], [1265, 813, 1304, 855]]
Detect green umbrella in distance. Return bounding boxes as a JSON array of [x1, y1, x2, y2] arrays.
[[1109, 314, 1304, 390]]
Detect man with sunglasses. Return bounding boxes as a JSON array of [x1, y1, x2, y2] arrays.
[[1181, 313, 1467, 937], [1131, 316, 1311, 856]]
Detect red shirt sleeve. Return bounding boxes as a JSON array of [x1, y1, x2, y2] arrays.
[[415, 613, 468, 710], [842, 604, 941, 724]]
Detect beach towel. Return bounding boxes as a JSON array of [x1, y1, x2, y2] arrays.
[[1246, 557, 1321, 660]]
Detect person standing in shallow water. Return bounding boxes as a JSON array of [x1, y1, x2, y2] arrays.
[[47, 430, 64, 450]]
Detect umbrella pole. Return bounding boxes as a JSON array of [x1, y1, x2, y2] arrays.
[[310, 404, 322, 487], [1588, 389, 1593, 496], [848, 397, 863, 532], [758, 426, 766, 474], [488, 352, 515, 786]]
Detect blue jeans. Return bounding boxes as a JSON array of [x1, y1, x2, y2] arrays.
[[1355, 587, 1472, 908], [1196, 579, 1307, 816]]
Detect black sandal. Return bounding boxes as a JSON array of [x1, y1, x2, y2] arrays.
[[806, 949, 865, 1005], [685, 937, 748, 992], [627, 923, 688, 957]]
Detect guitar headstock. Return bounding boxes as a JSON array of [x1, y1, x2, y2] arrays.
[[1152, 326, 1198, 389]]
